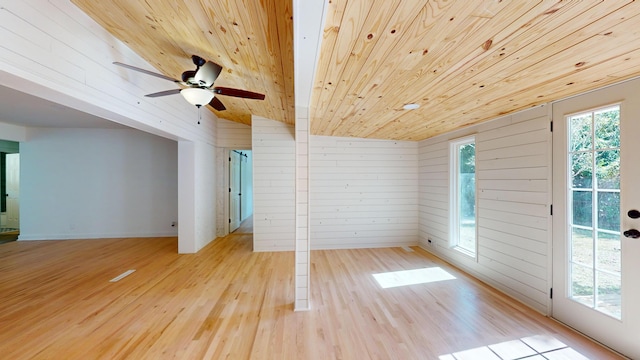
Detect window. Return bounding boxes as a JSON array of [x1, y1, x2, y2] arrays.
[[567, 105, 621, 318], [450, 136, 476, 256]]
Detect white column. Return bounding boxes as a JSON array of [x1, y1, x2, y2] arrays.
[[293, 0, 326, 310], [294, 108, 311, 311]]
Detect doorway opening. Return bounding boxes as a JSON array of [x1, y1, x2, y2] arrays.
[[229, 150, 253, 234], [1, 140, 20, 244]]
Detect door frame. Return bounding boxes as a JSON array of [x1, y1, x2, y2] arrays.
[[221, 148, 253, 236], [229, 150, 242, 232], [551, 78, 640, 359], [5, 153, 19, 229]]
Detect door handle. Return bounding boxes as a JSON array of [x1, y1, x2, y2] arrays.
[[623, 229, 640, 238]]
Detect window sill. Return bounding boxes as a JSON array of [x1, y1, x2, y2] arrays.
[[452, 245, 476, 259]]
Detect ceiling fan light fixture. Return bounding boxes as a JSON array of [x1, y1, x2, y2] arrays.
[[181, 88, 214, 107]]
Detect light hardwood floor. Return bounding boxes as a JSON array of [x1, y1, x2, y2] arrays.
[[0, 233, 623, 359]]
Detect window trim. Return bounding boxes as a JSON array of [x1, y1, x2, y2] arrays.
[[449, 135, 477, 258]]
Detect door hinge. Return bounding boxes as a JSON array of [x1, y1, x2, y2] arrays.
[[550, 121, 553, 132], [550, 204, 553, 216], [229, 218, 231, 224], [550, 288, 553, 299], [229, 188, 231, 193], [229, 157, 231, 162]]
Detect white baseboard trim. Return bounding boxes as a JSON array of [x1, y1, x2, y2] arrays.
[[18, 231, 178, 241], [311, 241, 419, 251]]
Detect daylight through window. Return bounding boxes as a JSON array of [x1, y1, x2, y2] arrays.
[[450, 136, 476, 256]]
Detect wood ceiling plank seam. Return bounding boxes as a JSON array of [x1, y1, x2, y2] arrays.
[[607, 61, 640, 80], [311, 0, 424, 136], [311, 0, 376, 134], [163, 1, 252, 124], [309, 0, 351, 127], [400, 46, 640, 141], [246, 1, 295, 124], [312, 0, 399, 132], [351, 1, 575, 139], [324, 1, 492, 138], [273, 0, 297, 124], [71, 1, 201, 105], [398, 1, 573, 106], [394, 2, 640, 139], [405, 0, 621, 112], [122, 1, 192, 77], [247, 1, 291, 125], [85, 1, 201, 87], [402, 1, 638, 140], [191, 0, 274, 123], [71, 1, 135, 41], [188, 0, 248, 82], [356, 1, 632, 140], [205, 0, 257, 87], [334, 0, 510, 138], [312, 5, 445, 137], [176, 3, 251, 122], [482, 41, 640, 116], [235, 0, 287, 122], [186, 0, 258, 123], [214, 0, 277, 121], [356, 3, 590, 140]]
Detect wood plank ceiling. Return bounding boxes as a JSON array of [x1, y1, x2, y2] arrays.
[[73, 1, 640, 141], [71, 0, 294, 127]]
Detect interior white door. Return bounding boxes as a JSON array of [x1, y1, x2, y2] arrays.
[[229, 151, 241, 232], [6, 153, 19, 229], [552, 78, 640, 359], [239, 151, 253, 221]]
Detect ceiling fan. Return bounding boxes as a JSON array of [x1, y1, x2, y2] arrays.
[[113, 55, 265, 111]]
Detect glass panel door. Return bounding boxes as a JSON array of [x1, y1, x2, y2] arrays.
[[552, 78, 640, 359], [567, 106, 621, 318]]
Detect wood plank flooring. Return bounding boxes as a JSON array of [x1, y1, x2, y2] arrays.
[[0, 234, 623, 359], [233, 215, 254, 234]]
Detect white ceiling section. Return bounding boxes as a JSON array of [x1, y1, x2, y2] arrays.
[[0, 84, 127, 129], [294, 0, 328, 110]]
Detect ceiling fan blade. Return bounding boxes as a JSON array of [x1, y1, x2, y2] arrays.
[[145, 89, 181, 98], [113, 62, 179, 82], [192, 55, 206, 67], [209, 97, 226, 111], [194, 61, 223, 87], [181, 70, 196, 82], [213, 87, 265, 100]]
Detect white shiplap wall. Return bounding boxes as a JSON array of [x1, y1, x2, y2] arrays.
[[310, 136, 419, 249], [216, 119, 252, 149], [418, 105, 551, 313], [252, 116, 296, 251], [0, 1, 218, 144], [0, 0, 219, 253]]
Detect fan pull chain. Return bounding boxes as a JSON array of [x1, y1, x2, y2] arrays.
[[198, 106, 201, 124]]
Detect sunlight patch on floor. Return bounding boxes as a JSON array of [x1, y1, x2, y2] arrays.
[[373, 267, 456, 289], [439, 334, 589, 360]]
